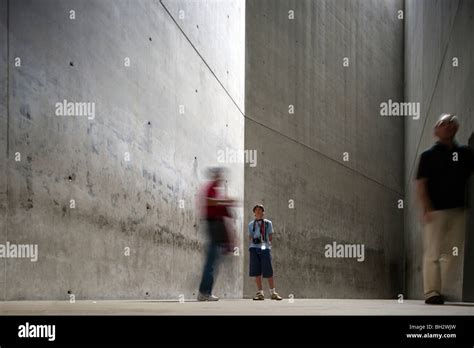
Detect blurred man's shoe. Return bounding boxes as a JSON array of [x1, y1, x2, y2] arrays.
[[425, 295, 444, 305], [197, 292, 219, 301], [271, 292, 283, 301], [253, 291, 265, 300], [207, 294, 219, 301], [197, 292, 207, 301]]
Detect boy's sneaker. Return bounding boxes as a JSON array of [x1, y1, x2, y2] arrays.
[[197, 292, 219, 301], [253, 291, 265, 300], [271, 292, 283, 301]]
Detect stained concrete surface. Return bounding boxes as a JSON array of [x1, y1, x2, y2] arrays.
[[161, 0, 245, 112], [1, 299, 473, 315], [244, 0, 405, 299], [0, 0, 8, 302], [1, 0, 245, 300]]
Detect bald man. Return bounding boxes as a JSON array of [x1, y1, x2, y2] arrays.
[[416, 114, 474, 304]]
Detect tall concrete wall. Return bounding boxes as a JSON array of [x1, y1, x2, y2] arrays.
[[0, 0, 8, 301], [404, 0, 474, 300], [244, 0, 405, 298], [2, 0, 245, 300], [161, 0, 245, 112]]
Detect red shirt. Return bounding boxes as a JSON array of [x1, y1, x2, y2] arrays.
[[205, 180, 230, 219]]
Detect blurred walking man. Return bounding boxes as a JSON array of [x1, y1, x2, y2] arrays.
[[416, 114, 474, 304], [197, 168, 236, 301]]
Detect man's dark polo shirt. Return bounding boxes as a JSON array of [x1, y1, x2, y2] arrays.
[[417, 141, 474, 211]]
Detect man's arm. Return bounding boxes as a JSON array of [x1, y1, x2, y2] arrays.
[[470, 147, 474, 174], [206, 197, 236, 206], [416, 178, 433, 222], [415, 152, 434, 223]]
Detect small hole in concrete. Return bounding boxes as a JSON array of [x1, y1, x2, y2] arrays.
[[68, 175, 73, 181], [147, 121, 151, 126], [69, 62, 74, 67], [227, 70, 229, 74], [146, 203, 151, 210], [196, 25, 199, 29], [67, 290, 72, 294], [194, 156, 197, 160], [149, 37, 152, 41], [226, 124, 228, 127], [195, 89, 198, 93], [146, 292, 149, 296]]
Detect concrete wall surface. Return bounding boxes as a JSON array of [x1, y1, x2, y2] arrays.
[[244, 0, 405, 298], [0, 0, 8, 301], [1, 0, 245, 300]]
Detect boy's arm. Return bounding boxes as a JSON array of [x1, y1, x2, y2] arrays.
[[268, 221, 273, 243]]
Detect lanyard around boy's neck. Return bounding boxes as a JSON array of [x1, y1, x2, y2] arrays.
[[253, 219, 265, 242]]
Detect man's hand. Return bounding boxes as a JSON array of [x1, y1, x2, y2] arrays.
[[219, 198, 237, 206], [422, 209, 434, 224], [416, 179, 434, 225]]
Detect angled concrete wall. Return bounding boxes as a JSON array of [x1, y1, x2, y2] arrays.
[[244, 0, 405, 298], [404, 0, 474, 300], [161, 0, 245, 113], [2, 0, 245, 300], [0, 0, 8, 301]]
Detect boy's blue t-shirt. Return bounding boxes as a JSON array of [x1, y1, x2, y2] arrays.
[[248, 219, 273, 249]]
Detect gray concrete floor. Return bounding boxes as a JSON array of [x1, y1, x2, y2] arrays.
[[1, 299, 473, 315]]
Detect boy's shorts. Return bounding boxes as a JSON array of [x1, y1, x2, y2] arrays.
[[249, 248, 273, 278]]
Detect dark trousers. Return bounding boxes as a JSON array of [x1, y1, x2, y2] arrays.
[[198, 219, 225, 295]]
